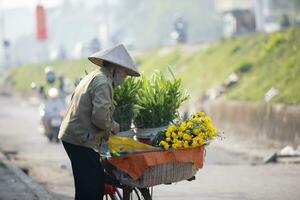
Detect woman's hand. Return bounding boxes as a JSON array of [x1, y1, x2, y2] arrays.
[[111, 121, 120, 134]]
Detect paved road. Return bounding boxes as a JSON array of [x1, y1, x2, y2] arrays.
[[0, 162, 38, 200], [0, 95, 72, 200], [0, 95, 299, 200]]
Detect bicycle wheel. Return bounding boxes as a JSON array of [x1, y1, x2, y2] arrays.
[[135, 188, 152, 200], [104, 193, 121, 200], [103, 194, 116, 200], [122, 187, 152, 200]]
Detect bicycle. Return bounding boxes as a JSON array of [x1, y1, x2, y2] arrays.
[[101, 157, 197, 200], [99, 142, 203, 200], [101, 157, 153, 200]]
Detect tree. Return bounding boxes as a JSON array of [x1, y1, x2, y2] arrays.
[[289, 0, 300, 24]]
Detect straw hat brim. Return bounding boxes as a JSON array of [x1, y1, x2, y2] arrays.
[[88, 44, 140, 77], [88, 57, 140, 77]]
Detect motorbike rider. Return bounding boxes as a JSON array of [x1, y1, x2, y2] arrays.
[[38, 66, 67, 142], [171, 16, 188, 43], [45, 66, 56, 85], [58, 44, 140, 200], [44, 66, 68, 96]]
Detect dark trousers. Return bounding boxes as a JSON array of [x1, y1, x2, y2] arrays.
[[62, 141, 105, 200]]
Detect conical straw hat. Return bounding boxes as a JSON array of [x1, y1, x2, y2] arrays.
[[88, 44, 140, 77]]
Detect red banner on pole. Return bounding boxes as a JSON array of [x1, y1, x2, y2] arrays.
[[36, 5, 48, 41]]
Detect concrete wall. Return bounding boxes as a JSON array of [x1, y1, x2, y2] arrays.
[[200, 100, 300, 147]]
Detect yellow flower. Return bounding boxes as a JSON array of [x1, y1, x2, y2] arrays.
[[207, 125, 217, 136], [192, 137, 198, 143], [179, 122, 187, 131], [183, 133, 192, 141], [178, 131, 184, 138], [172, 138, 179, 144], [199, 124, 206, 132], [191, 117, 199, 123], [197, 137, 204, 145], [167, 124, 178, 132], [191, 141, 199, 148], [167, 128, 173, 133], [160, 141, 170, 150], [202, 116, 212, 124], [190, 135, 204, 146], [196, 111, 205, 117], [186, 121, 193, 127], [165, 131, 171, 138], [172, 132, 178, 139], [183, 141, 189, 148], [207, 130, 218, 140], [163, 143, 170, 150], [175, 141, 183, 148], [193, 128, 200, 135], [162, 112, 217, 150]]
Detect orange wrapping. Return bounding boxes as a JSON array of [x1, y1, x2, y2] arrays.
[[107, 146, 204, 180]]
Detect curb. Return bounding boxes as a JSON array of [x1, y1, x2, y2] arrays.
[[0, 152, 58, 200]]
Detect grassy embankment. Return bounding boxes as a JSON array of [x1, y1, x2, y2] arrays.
[[4, 28, 300, 104]]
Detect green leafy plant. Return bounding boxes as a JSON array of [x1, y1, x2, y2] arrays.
[[134, 70, 189, 128], [236, 62, 253, 74], [113, 77, 141, 131], [261, 29, 295, 57]]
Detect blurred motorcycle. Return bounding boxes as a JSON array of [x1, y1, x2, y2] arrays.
[[171, 17, 188, 44], [31, 66, 70, 142], [38, 87, 67, 142]]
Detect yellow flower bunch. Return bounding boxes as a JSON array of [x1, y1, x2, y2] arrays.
[[157, 111, 218, 150]]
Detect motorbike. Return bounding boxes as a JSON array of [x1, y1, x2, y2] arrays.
[[38, 87, 67, 142], [170, 17, 188, 44]]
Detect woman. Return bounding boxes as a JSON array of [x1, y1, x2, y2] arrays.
[[58, 44, 140, 200]]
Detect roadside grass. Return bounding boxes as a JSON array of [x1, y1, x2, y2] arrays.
[[8, 59, 96, 92], [4, 28, 300, 104], [136, 28, 300, 104]]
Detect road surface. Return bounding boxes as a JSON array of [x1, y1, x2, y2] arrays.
[[0, 95, 299, 200]]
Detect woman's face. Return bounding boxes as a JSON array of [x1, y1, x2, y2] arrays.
[[113, 67, 128, 86]]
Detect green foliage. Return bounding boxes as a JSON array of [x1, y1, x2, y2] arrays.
[[113, 70, 189, 130], [137, 28, 300, 104], [113, 77, 141, 131], [231, 45, 241, 54], [151, 130, 166, 146], [236, 63, 253, 74], [261, 28, 295, 57], [5, 59, 96, 92], [134, 70, 189, 128]]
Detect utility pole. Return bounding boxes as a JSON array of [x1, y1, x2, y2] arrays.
[[102, 0, 110, 48], [0, 10, 4, 66], [254, 0, 265, 31], [0, 4, 10, 68]]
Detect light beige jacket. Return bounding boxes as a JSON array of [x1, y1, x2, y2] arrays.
[[58, 67, 115, 149]]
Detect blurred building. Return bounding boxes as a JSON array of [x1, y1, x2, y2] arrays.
[[215, 0, 299, 36], [112, 0, 223, 48], [215, 0, 253, 12], [255, 0, 296, 32], [215, 0, 256, 36]]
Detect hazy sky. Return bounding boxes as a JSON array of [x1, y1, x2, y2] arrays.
[[0, 0, 118, 10], [0, 0, 64, 9]]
